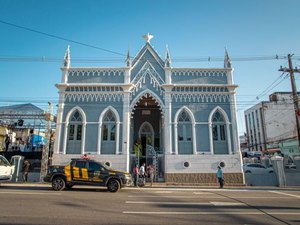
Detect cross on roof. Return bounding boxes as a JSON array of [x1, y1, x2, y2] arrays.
[[142, 32, 154, 43]]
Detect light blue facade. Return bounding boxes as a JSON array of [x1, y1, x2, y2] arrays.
[[52, 37, 243, 184]]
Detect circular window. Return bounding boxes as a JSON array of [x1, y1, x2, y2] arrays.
[[219, 161, 226, 168], [183, 161, 190, 168], [105, 161, 111, 167]]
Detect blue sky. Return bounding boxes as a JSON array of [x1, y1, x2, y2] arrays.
[[0, 0, 299, 135]]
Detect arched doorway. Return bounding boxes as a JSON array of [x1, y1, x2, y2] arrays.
[[130, 91, 165, 181], [139, 121, 154, 155]]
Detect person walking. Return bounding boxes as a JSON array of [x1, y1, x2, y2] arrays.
[[4, 134, 10, 152], [139, 162, 146, 186], [147, 163, 155, 187], [132, 164, 139, 187], [22, 160, 30, 182], [216, 166, 224, 188]]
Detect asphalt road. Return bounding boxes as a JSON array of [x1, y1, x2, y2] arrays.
[[0, 184, 300, 225]]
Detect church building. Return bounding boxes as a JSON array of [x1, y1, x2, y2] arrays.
[[52, 34, 244, 185]]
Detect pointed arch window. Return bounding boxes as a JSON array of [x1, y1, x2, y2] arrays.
[[211, 110, 229, 154], [177, 110, 193, 154], [102, 110, 116, 142], [178, 111, 192, 141], [66, 109, 84, 154], [69, 111, 83, 141], [212, 111, 226, 141]]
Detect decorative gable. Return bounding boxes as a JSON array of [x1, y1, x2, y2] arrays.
[[131, 43, 164, 68], [131, 61, 165, 95]]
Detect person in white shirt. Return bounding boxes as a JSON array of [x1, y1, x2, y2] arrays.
[[139, 163, 146, 184]]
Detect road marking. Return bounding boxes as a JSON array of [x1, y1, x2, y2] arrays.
[[126, 201, 210, 205], [0, 191, 61, 195], [126, 187, 249, 192], [127, 195, 224, 198], [123, 211, 300, 215], [193, 192, 213, 195], [154, 191, 173, 193], [127, 195, 291, 199], [210, 201, 246, 206], [269, 191, 300, 199]]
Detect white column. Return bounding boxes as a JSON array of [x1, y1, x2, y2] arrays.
[[192, 123, 197, 154], [174, 122, 178, 154], [208, 122, 214, 154], [165, 68, 172, 85], [122, 91, 131, 172], [97, 122, 102, 155], [61, 68, 68, 83], [164, 89, 172, 154], [63, 121, 68, 155], [230, 92, 239, 154], [81, 123, 86, 154], [226, 121, 233, 154], [53, 89, 65, 154], [115, 121, 120, 154], [122, 65, 132, 172]]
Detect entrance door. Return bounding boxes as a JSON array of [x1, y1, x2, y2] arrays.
[[129, 92, 165, 181], [139, 121, 154, 156]]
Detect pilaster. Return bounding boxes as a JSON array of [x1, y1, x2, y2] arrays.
[[53, 89, 66, 154], [122, 90, 131, 172], [163, 86, 173, 154], [228, 84, 239, 154]]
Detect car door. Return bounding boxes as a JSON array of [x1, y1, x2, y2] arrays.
[[0, 155, 14, 181], [255, 164, 268, 174], [71, 160, 88, 182], [87, 161, 106, 184]]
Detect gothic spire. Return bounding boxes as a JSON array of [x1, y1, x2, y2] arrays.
[[125, 49, 131, 67], [165, 45, 171, 68], [63, 45, 70, 68], [224, 48, 232, 68]]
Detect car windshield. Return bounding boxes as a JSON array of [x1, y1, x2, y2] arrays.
[[0, 155, 10, 166]]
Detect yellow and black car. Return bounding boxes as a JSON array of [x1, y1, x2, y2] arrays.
[[44, 159, 132, 192]]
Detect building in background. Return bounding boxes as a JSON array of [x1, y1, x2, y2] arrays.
[[53, 34, 243, 185], [244, 92, 300, 157]]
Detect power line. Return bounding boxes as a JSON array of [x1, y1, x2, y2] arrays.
[[1, 20, 300, 63], [0, 55, 300, 63], [0, 19, 126, 57]]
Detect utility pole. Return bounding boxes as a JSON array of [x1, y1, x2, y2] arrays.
[[279, 54, 300, 148], [40, 102, 53, 182]]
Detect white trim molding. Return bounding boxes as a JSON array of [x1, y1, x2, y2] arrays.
[[97, 106, 121, 155], [208, 106, 232, 155], [174, 106, 196, 155], [63, 106, 87, 155], [130, 89, 165, 112]]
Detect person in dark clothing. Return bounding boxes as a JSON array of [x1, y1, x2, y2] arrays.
[[22, 160, 30, 182], [132, 164, 139, 187], [4, 134, 10, 152]]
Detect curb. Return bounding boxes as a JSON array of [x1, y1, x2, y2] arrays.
[[1, 182, 300, 191]]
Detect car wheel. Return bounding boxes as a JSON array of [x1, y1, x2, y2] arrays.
[[245, 170, 251, 173], [52, 177, 66, 191], [107, 179, 120, 192]]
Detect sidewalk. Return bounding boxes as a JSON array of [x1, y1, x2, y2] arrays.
[[2, 182, 300, 191]]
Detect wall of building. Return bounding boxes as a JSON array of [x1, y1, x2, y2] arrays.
[[245, 92, 298, 153], [165, 154, 244, 184], [264, 100, 296, 142]]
